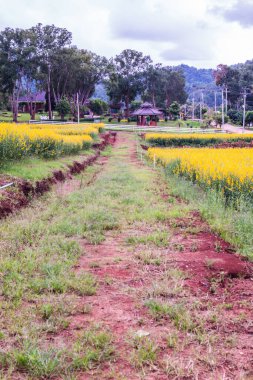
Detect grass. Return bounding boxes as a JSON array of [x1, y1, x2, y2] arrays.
[[145, 300, 201, 332], [0, 150, 93, 180], [131, 336, 158, 369], [0, 134, 179, 377], [164, 171, 253, 260], [134, 250, 162, 266], [72, 326, 114, 370], [126, 230, 170, 247], [0, 131, 251, 378], [0, 112, 41, 122], [105, 118, 201, 128], [0, 326, 114, 378]]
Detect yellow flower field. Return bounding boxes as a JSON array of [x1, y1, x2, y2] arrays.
[[0, 123, 103, 164], [148, 147, 253, 198], [145, 133, 253, 147]]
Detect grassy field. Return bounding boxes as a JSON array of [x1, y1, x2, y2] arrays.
[[105, 118, 202, 128], [0, 150, 94, 181], [0, 132, 251, 379]]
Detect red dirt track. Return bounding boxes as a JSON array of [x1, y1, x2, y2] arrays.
[[51, 133, 253, 379]]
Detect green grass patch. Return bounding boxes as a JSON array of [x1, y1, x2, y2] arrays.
[[0, 151, 93, 180]]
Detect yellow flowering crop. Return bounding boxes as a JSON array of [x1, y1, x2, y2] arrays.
[[0, 123, 96, 164], [148, 147, 253, 199]]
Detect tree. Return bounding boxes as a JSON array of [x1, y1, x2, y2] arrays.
[[213, 112, 229, 127], [213, 64, 241, 108], [246, 111, 253, 125], [31, 24, 72, 119], [227, 109, 243, 125], [56, 97, 71, 120], [89, 98, 108, 115], [130, 100, 142, 111], [0, 27, 37, 122], [154, 67, 187, 108], [105, 49, 152, 116], [142, 63, 163, 106], [169, 101, 180, 119]]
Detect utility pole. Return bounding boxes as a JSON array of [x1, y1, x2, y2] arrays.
[[77, 92, 80, 124], [225, 86, 228, 115], [242, 88, 247, 130], [221, 88, 225, 126], [214, 91, 217, 113], [200, 92, 204, 120], [192, 94, 195, 120]]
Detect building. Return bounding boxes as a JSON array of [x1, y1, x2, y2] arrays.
[[132, 102, 163, 126], [18, 92, 46, 113]]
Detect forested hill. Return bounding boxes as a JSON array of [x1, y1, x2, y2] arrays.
[[94, 64, 217, 104], [176, 64, 216, 93]]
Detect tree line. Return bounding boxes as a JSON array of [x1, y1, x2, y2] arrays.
[[213, 62, 253, 125], [0, 24, 187, 122]]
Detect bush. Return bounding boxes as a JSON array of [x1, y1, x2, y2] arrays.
[[56, 98, 71, 121], [89, 99, 108, 115], [227, 110, 243, 125], [246, 111, 253, 125]]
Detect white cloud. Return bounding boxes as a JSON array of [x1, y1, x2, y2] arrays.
[[0, 0, 252, 68]]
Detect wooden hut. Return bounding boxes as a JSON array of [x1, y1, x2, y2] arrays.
[[132, 102, 162, 126]]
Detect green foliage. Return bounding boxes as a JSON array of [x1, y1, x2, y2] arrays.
[[246, 111, 253, 125], [228, 109, 243, 125], [72, 327, 114, 370], [130, 100, 142, 111], [89, 98, 108, 115], [56, 97, 71, 120], [146, 134, 253, 147], [131, 336, 158, 368], [169, 101, 180, 119], [213, 113, 229, 126], [105, 49, 152, 115]]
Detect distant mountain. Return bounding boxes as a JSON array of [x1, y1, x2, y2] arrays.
[[92, 83, 109, 102], [93, 65, 220, 107], [176, 64, 220, 107], [176, 64, 215, 91]]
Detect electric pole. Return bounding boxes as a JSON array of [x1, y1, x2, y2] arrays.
[[214, 91, 217, 113], [200, 92, 204, 120], [242, 89, 247, 130], [77, 92, 80, 124], [225, 86, 228, 115], [192, 94, 195, 120], [221, 88, 225, 126]]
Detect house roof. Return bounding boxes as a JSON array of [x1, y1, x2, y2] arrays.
[[132, 102, 162, 116], [18, 91, 46, 103]]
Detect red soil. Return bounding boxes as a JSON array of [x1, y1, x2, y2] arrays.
[[51, 133, 253, 379]]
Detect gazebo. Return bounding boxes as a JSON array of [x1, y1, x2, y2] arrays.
[[132, 102, 162, 126]]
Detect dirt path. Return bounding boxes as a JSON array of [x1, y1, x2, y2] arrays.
[[0, 132, 252, 380], [223, 123, 253, 134], [51, 133, 253, 379]]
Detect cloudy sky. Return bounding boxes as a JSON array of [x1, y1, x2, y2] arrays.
[[0, 0, 253, 68]]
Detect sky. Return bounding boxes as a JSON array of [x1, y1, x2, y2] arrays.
[[0, 0, 253, 68]]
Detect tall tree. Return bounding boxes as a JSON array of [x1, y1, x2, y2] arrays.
[[213, 64, 241, 108], [157, 67, 187, 108], [105, 49, 152, 116], [31, 24, 72, 119], [49, 48, 109, 116], [142, 63, 163, 106], [0, 27, 37, 122]]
